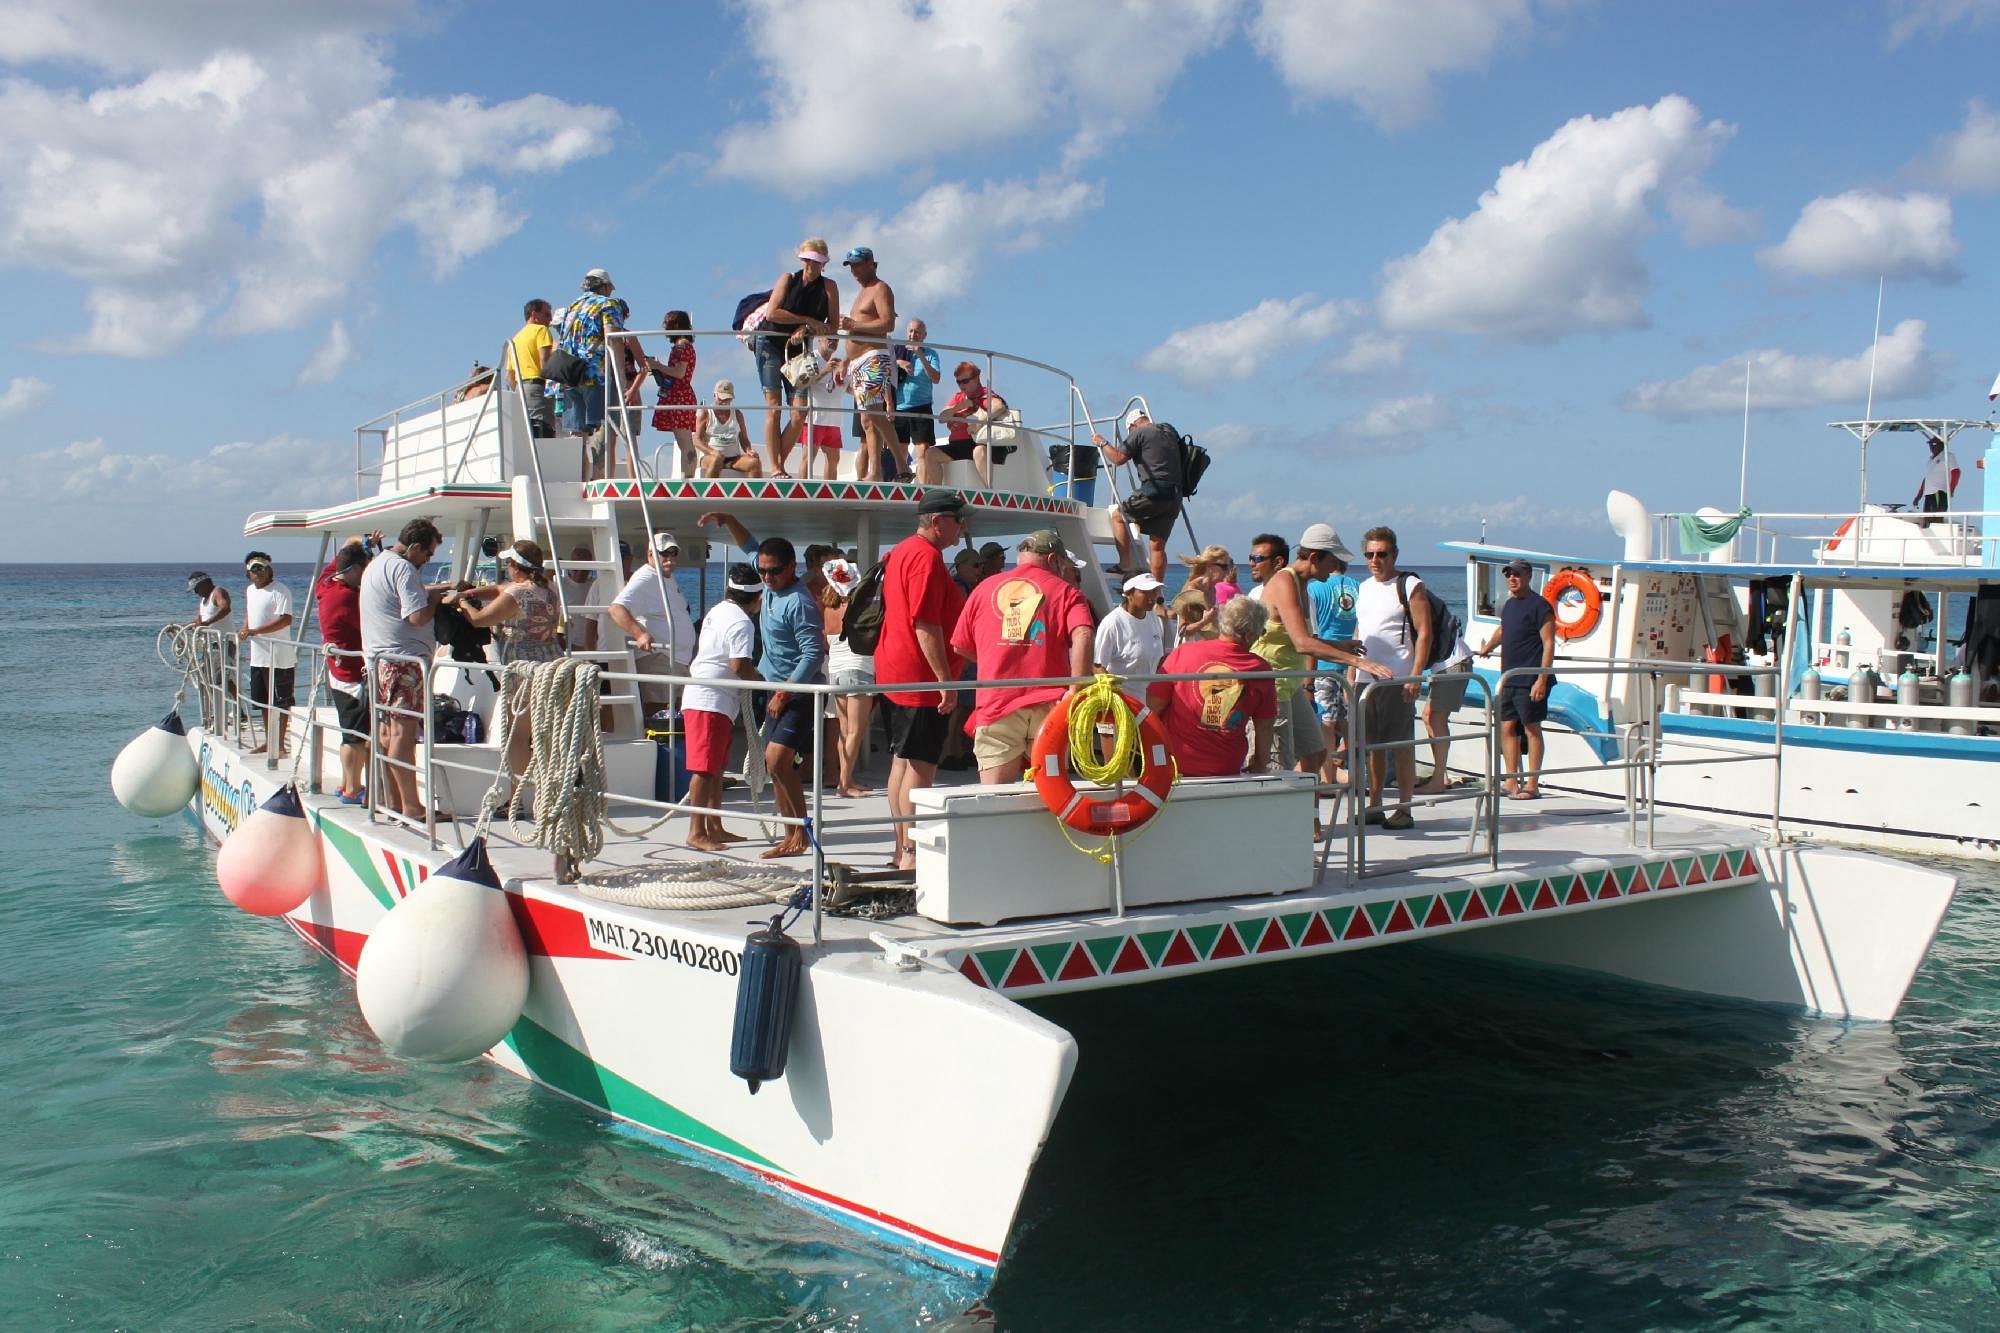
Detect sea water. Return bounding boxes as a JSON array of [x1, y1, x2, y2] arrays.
[[5, 564, 1998, 1329]]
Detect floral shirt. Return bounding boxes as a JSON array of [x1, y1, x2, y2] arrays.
[[558, 292, 626, 387]]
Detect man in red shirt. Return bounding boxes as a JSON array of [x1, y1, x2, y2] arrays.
[[950, 529, 1095, 783], [1147, 595, 1276, 777], [877, 489, 969, 869], [314, 538, 373, 803]]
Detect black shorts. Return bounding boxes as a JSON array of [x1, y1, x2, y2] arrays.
[[760, 694, 817, 754], [248, 665, 296, 711], [895, 412, 937, 446], [331, 685, 371, 743], [885, 699, 951, 766], [1121, 495, 1183, 541], [936, 437, 977, 462], [1497, 685, 1548, 728]]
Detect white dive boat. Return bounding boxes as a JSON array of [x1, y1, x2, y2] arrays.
[[133, 338, 1957, 1284], [1444, 416, 2000, 859]]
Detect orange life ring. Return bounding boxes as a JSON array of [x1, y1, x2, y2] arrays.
[[1030, 691, 1176, 838], [1543, 570, 1602, 640]]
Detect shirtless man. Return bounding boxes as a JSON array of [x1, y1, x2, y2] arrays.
[[837, 246, 897, 483]]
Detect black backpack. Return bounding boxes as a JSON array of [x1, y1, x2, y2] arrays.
[[731, 290, 771, 331], [839, 557, 890, 654], [1178, 431, 1212, 497], [1395, 573, 1462, 671]]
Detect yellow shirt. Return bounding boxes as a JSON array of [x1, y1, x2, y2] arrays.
[[509, 321, 552, 383], [1249, 570, 1306, 699]]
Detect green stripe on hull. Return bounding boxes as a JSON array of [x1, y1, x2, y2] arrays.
[[314, 812, 395, 909], [503, 1015, 783, 1173]]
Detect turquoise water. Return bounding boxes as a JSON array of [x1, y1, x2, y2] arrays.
[[7, 565, 1999, 1328]]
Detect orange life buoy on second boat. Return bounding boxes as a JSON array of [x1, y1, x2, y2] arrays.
[[1030, 691, 1176, 838], [1543, 570, 1602, 640]]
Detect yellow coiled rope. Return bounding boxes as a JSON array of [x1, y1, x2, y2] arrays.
[[1053, 673, 1177, 864]]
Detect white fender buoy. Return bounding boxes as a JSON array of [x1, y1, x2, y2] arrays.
[[111, 711, 201, 818], [355, 838, 529, 1063], [214, 785, 326, 916]]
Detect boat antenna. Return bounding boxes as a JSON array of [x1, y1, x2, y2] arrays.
[[1859, 276, 1884, 508], [1738, 354, 1752, 511]]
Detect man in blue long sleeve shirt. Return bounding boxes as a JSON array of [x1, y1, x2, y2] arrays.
[[755, 534, 826, 858]]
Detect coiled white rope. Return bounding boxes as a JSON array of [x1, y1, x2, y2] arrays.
[[476, 657, 608, 866], [155, 624, 203, 716], [578, 860, 800, 911]]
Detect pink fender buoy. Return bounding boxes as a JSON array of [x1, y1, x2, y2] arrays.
[[215, 785, 326, 916]]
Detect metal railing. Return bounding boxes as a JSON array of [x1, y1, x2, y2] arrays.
[[1652, 507, 2000, 566], [183, 626, 1795, 940]]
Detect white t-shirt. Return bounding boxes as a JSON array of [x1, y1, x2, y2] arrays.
[[612, 564, 698, 664], [1921, 449, 1959, 498], [360, 552, 434, 661], [683, 601, 756, 716], [244, 581, 299, 669], [196, 590, 231, 629], [1096, 604, 1164, 679], [1355, 572, 1422, 677]]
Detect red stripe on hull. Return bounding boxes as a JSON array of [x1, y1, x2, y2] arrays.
[[507, 893, 628, 961], [285, 916, 366, 975]]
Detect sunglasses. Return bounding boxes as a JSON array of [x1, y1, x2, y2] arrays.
[[955, 375, 976, 384], [1363, 551, 1393, 561], [757, 564, 789, 577], [1247, 552, 1277, 563], [245, 563, 270, 572]]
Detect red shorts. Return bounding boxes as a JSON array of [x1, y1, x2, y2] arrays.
[[807, 423, 843, 452], [373, 659, 424, 717], [683, 707, 734, 776]]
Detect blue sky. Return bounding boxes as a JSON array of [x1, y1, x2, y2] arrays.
[[1, 0, 1997, 564]]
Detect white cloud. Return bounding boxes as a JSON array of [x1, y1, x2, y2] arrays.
[[0, 434, 352, 506], [1248, 0, 1532, 130], [1136, 296, 1357, 385], [1888, 0, 2000, 45], [1342, 393, 1453, 443], [818, 175, 1103, 311], [716, 0, 1239, 187], [1327, 332, 1408, 377], [1759, 190, 1959, 282], [1622, 319, 1942, 419], [298, 321, 354, 385], [1921, 99, 2000, 193], [1379, 96, 1738, 338], [0, 27, 616, 356], [0, 377, 53, 420]]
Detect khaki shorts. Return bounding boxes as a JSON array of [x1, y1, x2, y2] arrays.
[[972, 700, 1055, 772]]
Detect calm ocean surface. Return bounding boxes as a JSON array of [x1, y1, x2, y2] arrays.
[[6, 563, 1999, 1330]]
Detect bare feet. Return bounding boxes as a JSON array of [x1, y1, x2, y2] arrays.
[[687, 836, 729, 853], [1415, 778, 1449, 796], [761, 839, 810, 860], [246, 743, 267, 755], [711, 827, 749, 843], [838, 784, 871, 798]]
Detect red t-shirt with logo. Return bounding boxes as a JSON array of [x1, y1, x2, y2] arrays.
[[950, 562, 1093, 728], [877, 533, 965, 707], [1145, 638, 1277, 777]]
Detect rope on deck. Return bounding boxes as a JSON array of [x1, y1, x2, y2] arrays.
[[576, 860, 802, 911]]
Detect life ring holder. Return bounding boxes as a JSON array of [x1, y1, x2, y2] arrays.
[[1543, 569, 1603, 641], [1030, 688, 1176, 842]]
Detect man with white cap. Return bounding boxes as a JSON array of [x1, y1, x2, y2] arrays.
[[556, 267, 634, 480], [681, 562, 764, 851], [1094, 573, 1166, 678], [607, 531, 698, 723], [1247, 525, 1387, 779], [1092, 407, 1182, 583]]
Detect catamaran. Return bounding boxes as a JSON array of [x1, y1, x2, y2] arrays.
[[1443, 416, 2000, 859], [115, 332, 1958, 1282]]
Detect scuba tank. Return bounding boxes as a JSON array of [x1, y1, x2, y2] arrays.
[[1849, 666, 1879, 729], [730, 913, 802, 1094], [1797, 666, 1821, 726], [1896, 669, 1923, 731], [1948, 670, 1976, 736]]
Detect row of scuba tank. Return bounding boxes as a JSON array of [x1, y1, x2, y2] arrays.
[[110, 712, 802, 1088], [1796, 665, 1980, 732]]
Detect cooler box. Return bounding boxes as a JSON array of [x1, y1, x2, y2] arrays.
[[910, 773, 1319, 926]]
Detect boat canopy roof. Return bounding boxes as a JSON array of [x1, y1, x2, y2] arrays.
[[1439, 541, 2000, 589], [1827, 418, 1998, 445]]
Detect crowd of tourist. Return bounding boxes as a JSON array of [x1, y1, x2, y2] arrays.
[[502, 243, 1102, 496], [180, 503, 1559, 853]]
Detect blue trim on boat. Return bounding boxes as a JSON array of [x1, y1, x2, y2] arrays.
[[1662, 711, 1999, 760], [1469, 667, 1620, 763]]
